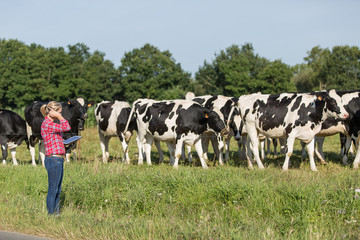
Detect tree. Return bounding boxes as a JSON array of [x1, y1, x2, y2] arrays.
[[117, 44, 191, 102], [301, 45, 360, 91], [195, 43, 294, 96]]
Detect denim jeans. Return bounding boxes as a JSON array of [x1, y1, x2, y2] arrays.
[[45, 156, 64, 215]]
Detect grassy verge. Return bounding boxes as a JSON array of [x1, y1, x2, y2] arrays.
[[1, 128, 360, 239]]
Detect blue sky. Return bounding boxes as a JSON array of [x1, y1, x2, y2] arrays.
[[1, 0, 359, 76]]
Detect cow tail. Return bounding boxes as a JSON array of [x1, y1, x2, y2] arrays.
[[123, 103, 136, 136]]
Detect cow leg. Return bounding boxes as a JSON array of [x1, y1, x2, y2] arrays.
[[315, 137, 327, 165], [339, 133, 346, 157], [136, 134, 145, 165], [306, 138, 318, 171], [224, 136, 231, 162], [260, 138, 266, 161], [342, 137, 352, 165], [119, 134, 130, 164], [144, 136, 153, 165], [186, 145, 193, 163], [282, 137, 296, 171], [181, 144, 193, 162], [201, 133, 210, 161], [244, 137, 254, 170], [266, 137, 272, 156], [210, 133, 224, 165], [154, 140, 164, 163], [1, 143, 8, 165], [300, 141, 307, 159], [272, 138, 279, 158], [166, 141, 176, 165], [173, 140, 183, 169], [98, 131, 109, 163], [10, 148, 18, 165], [247, 130, 264, 169], [29, 144, 37, 166], [352, 139, 360, 169], [39, 141, 46, 166], [194, 140, 208, 169]]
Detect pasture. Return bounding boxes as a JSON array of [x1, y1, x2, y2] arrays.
[[1, 127, 360, 239]]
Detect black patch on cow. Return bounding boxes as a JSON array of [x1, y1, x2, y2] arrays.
[[0, 110, 28, 160], [204, 96, 218, 109], [192, 98, 206, 105], [117, 107, 133, 134], [146, 102, 175, 135], [169, 112, 174, 119], [291, 96, 302, 112], [97, 102, 114, 132], [175, 104, 209, 135], [137, 103, 148, 115], [257, 95, 296, 131]]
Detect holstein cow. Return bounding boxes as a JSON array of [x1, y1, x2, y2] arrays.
[[300, 90, 360, 168], [237, 90, 349, 171], [127, 99, 226, 168], [95, 100, 135, 164], [191, 95, 242, 164], [0, 110, 29, 165], [25, 97, 93, 166]]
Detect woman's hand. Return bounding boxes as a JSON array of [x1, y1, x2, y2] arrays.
[[49, 110, 64, 121]]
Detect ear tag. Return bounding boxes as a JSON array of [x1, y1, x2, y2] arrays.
[[68, 101, 71, 105], [204, 113, 209, 119], [317, 96, 322, 101], [88, 103, 92, 107]]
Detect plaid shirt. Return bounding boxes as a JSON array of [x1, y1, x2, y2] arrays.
[[41, 117, 71, 156]]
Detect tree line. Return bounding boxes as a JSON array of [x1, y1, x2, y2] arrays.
[[0, 39, 359, 108]]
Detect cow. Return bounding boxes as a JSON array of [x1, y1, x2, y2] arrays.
[[95, 100, 135, 164], [0, 110, 29, 165], [191, 95, 242, 164], [126, 99, 226, 168], [237, 89, 349, 171], [25, 97, 94, 166], [299, 90, 360, 168]]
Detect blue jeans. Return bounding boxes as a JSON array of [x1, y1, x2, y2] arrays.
[[45, 156, 64, 215]]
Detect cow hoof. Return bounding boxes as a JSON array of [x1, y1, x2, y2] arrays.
[[311, 168, 318, 172], [2, 160, 6, 165]]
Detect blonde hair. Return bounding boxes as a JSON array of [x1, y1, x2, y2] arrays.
[[40, 101, 62, 117]]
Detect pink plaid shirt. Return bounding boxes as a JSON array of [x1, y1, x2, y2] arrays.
[[41, 117, 71, 156]]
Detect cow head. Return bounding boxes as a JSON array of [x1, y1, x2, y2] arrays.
[[64, 97, 94, 131], [229, 110, 243, 141], [319, 90, 349, 120], [205, 109, 226, 134]]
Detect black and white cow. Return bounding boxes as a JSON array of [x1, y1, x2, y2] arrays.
[[300, 90, 360, 168], [0, 110, 29, 165], [127, 99, 226, 168], [25, 97, 94, 166], [191, 95, 242, 164], [237, 90, 349, 171], [95, 100, 136, 164]]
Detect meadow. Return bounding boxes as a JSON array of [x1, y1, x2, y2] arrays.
[[1, 126, 360, 240]]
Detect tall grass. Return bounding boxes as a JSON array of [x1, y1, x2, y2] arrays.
[[1, 128, 360, 239]]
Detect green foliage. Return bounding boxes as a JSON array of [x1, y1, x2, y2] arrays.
[[117, 43, 192, 103], [195, 43, 295, 96], [298, 45, 360, 91], [1, 38, 360, 110]]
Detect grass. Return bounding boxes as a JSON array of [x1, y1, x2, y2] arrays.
[[1, 127, 360, 239]]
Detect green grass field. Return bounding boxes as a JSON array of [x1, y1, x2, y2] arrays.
[[1, 127, 360, 239]]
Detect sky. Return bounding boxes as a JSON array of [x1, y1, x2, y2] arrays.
[[1, 0, 359, 76]]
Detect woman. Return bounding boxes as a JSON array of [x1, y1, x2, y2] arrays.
[[40, 101, 71, 215]]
